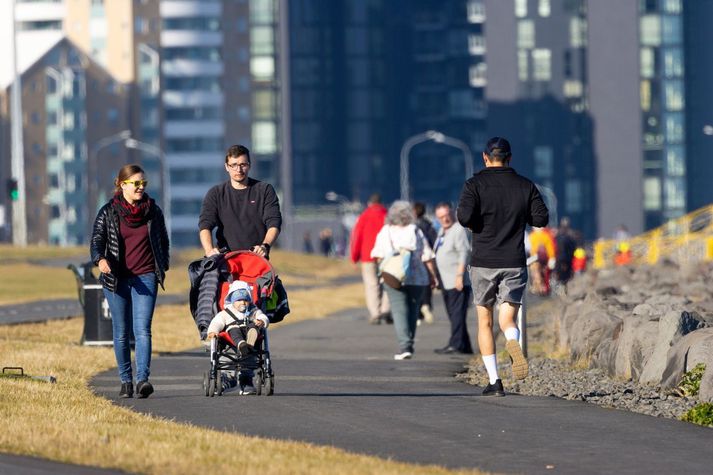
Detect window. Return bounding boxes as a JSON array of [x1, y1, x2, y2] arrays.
[[518, 20, 535, 49], [663, 0, 682, 13], [644, 177, 661, 210], [532, 49, 551, 81], [569, 17, 587, 47], [538, 0, 551, 17], [640, 80, 651, 111], [563, 80, 583, 97], [64, 111, 75, 129], [663, 48, 683, 77], [665, 177, 685, 209], [468, 34, 486, 55], [252, 122, 277, 154], [469, 62, 487, 87], [165, 107, 222, 121], [164, 76, 221, 92], [640, 47, 654, 78], [664, 112, 684, 143], [662, 16, 682, 45], [515, 0, 527, 17], [250, 26, 274, 55], [251, 57, 275, 81], [166, 137, 222, 153], [163, 17, 220, 31], [518, 50, 529, 81], [565, 180, 582, 213], [640, 15, 661, 46], [134, 16, 147, 34], [250, 0, 274, 24], [534, 146, 553, 178], [664, 80, 684, 111], [467, 0, 485, 23], [162, 47, 221, 61], [666, 145, 685, 176]]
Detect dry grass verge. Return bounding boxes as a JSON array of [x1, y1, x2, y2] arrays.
[[0, 256, 480, 474], [0, 248, 358, 305]]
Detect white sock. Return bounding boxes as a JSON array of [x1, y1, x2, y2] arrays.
[[482, 354, 499, 384], [504, 326, 520, 342]]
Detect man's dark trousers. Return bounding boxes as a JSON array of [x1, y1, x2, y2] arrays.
[[442, 286, 473, 353]]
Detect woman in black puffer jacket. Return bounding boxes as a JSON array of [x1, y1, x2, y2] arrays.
[[90, 164, 169, 399]]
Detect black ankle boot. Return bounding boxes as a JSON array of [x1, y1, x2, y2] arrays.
[[119, 382, 133, 398]]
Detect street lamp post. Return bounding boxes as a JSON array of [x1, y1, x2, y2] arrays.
[[536, 184, 558, 228], [400, 130, 473, 201], [9, 0, 27, 246], [124, 138, 171, 237]]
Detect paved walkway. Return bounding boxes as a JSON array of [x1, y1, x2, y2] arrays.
[[91, 303, 713, 474]]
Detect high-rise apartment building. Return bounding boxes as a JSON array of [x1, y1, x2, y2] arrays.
[[485, 0, 711, 238], [0, 38, 129, 245], [484, 0, 596, 237]]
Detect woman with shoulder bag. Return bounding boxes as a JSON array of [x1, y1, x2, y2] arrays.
[[370, 200, 439, 360], [90, 164, 170, 399]]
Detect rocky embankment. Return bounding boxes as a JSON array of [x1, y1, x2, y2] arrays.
[[460, 259, 713, 420]]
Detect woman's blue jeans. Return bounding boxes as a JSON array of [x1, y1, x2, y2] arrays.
[[384, 285, 426, 353], [103, 273, 158, 383]]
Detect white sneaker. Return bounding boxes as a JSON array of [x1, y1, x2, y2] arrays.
[[421, 304, 434, 324], [394, 351, 413, 360]]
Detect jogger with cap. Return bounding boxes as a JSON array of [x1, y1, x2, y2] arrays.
[[456, 137, 549, 396]]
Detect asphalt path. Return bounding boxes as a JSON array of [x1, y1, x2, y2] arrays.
[[91, 303, 713, 475]]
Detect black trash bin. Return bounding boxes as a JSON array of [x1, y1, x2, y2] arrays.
[[68, 262, 113, 346]]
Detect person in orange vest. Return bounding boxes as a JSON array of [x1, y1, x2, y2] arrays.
[[528, 226, 556, 295], [614, 241, 632, 266], [572, 247, 587, 274]]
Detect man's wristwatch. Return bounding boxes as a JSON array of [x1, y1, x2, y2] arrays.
[[261, 243, 271, 252]]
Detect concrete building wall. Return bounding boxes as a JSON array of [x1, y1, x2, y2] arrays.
[[587, 0, 643, 237]]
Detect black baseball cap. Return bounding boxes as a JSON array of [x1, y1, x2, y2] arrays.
[[484, 136, 512, 159]]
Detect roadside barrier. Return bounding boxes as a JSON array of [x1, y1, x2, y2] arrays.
[[594, 204, 713, 269]]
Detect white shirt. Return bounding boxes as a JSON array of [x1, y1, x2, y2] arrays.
[[371, 224, 434, 286]]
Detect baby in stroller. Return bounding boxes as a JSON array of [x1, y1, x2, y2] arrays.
[[207, 280, 269, 356], [207, 280, 269, 395], [192, 250, 282, 397]]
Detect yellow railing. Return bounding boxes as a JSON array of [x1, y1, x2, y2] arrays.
[[593, 204, 713, 269]]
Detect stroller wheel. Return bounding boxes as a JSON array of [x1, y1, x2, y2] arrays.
[[202, 371, 210, 397], [254, 369, 263, 396], [216, 370, 224, 396], [264, 373, 274, 396]]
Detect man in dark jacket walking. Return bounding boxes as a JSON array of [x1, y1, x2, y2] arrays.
[[457, 137, 548, 396], [198, 144, 282, 395], [199, 144, 282, 259]]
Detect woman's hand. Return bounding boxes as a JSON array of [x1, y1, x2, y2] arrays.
[[254, 318, 266, 328], [207, 332, 218, 339], [98, 258, 111, 274], [454, 274, 464, 291]]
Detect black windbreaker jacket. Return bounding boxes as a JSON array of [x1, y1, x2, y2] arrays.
[[457, 166, 549, 268], [90, 201, 170, 292]]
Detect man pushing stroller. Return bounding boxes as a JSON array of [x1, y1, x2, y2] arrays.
[[207, 280, 269, 394]]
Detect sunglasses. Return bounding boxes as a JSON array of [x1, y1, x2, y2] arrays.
[[122, 180, 148, 188]]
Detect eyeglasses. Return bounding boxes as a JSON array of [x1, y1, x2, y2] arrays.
[[122, 180, 148, 188], [226, 162, 250, 170]]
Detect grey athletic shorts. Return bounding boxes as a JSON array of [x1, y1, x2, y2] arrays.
[[470, 267, 528, 307]]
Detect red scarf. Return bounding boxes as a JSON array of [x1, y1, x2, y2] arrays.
[[111, 192, 154, 228]]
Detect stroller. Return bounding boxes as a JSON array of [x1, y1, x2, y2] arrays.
[[196, 251, 277, 397]]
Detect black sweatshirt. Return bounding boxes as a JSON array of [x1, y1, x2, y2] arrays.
[[457, 167, 549, 268], [198, 178, 282, 251]]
